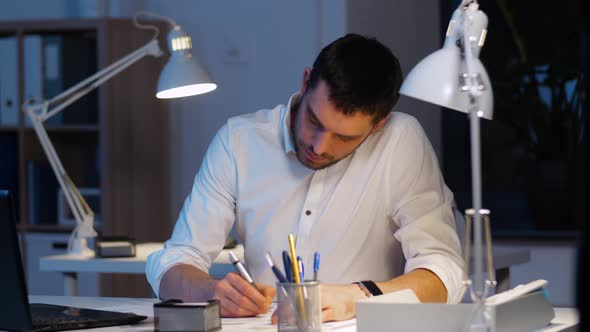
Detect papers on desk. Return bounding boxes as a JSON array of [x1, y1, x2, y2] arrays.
[[102, 301, 356, 331], [356, 287, 555, 332], [221, 303, 356, 332], [357, 289, 421, 305], [100, 298, 157, 318], [486, 279, 548, 306]]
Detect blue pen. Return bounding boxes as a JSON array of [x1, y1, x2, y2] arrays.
[[297, 256, 304, 281], [282, 250, 294, 282], [265, 252, 287, 283], [313, 252, 320, 281]]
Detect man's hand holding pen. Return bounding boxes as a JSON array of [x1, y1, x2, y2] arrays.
[[210, 272, 275, 317], [219, 251, 275, 317]]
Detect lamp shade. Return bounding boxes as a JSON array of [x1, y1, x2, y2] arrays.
[[156, 27, 217, 99], [157, 55, 217, 99], [400, 47, 493, 120], [400, 5, 493, 120]]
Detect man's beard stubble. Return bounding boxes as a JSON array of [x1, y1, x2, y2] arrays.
[[289, 99, 353, 171]]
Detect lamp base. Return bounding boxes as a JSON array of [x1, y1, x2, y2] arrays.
[[68, 237, 94, 256]]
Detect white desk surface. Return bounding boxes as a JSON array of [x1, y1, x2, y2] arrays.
[[40, 243, 527, 273], [28, 295, 578, 332], [40, 243, 244, 273], [28, 295, 354, 332]]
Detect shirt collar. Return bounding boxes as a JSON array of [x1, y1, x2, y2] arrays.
[[282, 92, 301, 154]]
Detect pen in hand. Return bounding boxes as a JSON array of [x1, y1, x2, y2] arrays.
[[228, 251, 260, 292]]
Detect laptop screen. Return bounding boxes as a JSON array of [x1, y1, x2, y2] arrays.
[[0, 190, 148, 331], [0, 190, 34, 331]]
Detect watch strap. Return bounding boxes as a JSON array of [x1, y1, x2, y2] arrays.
[[357, 280, 383, 296]]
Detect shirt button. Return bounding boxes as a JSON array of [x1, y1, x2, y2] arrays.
[[305, 210, 311, 216]]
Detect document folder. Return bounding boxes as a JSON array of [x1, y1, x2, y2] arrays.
[[356, 290, 554, 332]]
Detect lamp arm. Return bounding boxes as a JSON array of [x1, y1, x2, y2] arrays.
[[459, 0, 496, 302], [27, 38, 163, 122], [23, 37, 163, 253], [27, 109, 93, 234], [459, 7, 485, 302]]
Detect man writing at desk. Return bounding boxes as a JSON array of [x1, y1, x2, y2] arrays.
[[147, 34, 463, 322]]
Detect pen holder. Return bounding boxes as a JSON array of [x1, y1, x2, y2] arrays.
[[277, 281, 321, 332]]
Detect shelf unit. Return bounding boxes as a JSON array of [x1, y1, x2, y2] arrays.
[[0, 18, 173, 297]]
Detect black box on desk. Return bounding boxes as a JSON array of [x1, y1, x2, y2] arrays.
[[154, 300, 221, 332], [94, 236, 136, 258]]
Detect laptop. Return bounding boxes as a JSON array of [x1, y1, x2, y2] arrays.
[[0, 190, 147, 331]]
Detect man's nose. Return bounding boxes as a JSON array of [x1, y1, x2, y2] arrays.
[[312, 132, 330, 156]]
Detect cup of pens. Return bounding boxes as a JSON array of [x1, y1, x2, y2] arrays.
[[277, 281, 321, 332]]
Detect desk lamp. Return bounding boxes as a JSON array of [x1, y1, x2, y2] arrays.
[[23, 12, 217, 256], [400, 1, 496, 330]]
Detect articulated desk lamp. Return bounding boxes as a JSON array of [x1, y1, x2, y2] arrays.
[[400, 1, 496, 330], [23, 12, 217, 256]]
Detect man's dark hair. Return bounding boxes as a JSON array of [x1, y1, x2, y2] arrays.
[[306, 34, 403, 124]]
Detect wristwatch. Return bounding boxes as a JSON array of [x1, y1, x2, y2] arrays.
[[354, 280, 383, 297]]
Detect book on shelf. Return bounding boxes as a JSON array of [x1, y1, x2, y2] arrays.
[[22, 34, 64, 126], [23, 32, 99, 127], [0, 36, 18, 126], [60, 32, 98, 125], [41, 35, 64, 126], [27, 160, 59, 225]]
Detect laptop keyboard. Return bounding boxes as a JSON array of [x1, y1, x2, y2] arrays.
[[31, 305, 98, 331], [33, 313, 96, 324], [32, 317, 97, 331], [29, 303, 146, 332]]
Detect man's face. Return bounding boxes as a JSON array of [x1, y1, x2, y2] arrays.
[[292, 69, 387, 170]]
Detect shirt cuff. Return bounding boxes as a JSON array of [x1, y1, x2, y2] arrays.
[[146, 246, 211, 298], [405, 256, 464, 304]]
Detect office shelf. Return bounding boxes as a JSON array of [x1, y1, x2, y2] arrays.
[[25, 125, 100, 132], [0, 126, 19, 132], [1, 18, 173, 297]]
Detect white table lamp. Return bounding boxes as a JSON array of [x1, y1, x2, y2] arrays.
[[23, 12, 217, 256], [156, 25, 217, 98], [400, 1, 496, 330]]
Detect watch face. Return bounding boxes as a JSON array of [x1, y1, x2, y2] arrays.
[[356, 282, 372, 297]]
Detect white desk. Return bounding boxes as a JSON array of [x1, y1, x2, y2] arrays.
[[41, 244, 528, 296], [27, 295, 579, 331], [40, 243, 243, 296]]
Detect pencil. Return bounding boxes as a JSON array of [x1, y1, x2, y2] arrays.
[[288, 234, 306, 322], [288, 234, 301, 284]]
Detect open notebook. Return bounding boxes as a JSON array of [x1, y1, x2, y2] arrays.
[[0, 190, 147, 331]]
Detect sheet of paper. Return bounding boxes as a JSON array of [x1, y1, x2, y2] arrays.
[[100, 298, 157, 317], [102, 300, 356, 331], [221, 303, 357, 331]]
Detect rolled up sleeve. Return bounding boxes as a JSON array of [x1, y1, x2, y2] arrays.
[[146, 123, 237, 297], [394, 197, 465, 304], [389, 117, 464, 304]]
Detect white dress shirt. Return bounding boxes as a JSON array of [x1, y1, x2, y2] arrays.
[[146, 93, 464, 303]]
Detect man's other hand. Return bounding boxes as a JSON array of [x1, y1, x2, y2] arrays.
[[318, 284, 367, 322], [270, 283, 366, 324], [212, 272, 275, 317]]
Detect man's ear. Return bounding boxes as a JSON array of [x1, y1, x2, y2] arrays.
[[300, 67, 312, 96], [370, 114, 391, 134]]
